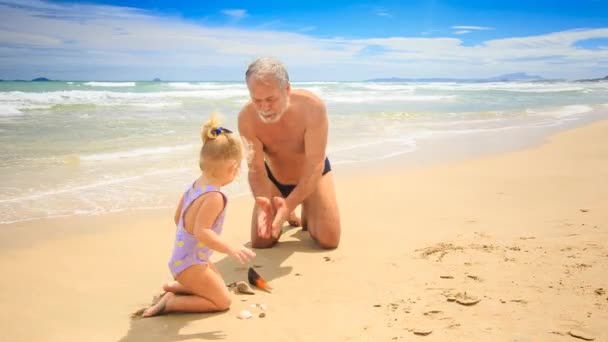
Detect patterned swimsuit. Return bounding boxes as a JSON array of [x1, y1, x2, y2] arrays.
[[168, 183, 226, 278]]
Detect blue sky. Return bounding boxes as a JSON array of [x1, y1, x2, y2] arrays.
[[1, 0, 607, 80]]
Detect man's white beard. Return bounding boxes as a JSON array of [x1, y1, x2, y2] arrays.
[[258, 109, 284, 123]]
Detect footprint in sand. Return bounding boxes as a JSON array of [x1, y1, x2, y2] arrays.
[[568, 329, 596, 341], [466, 274, 483, 282], [413, 328, 433, 336]]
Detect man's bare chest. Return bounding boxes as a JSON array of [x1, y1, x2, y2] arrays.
[[258, 128, 305, 155]]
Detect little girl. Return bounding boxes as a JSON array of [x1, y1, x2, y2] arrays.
[[140, 115, 256, 317]]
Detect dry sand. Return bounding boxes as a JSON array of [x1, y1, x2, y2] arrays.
[[1, 119, 607, 341]]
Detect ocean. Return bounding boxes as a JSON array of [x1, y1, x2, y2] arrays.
[[1, 80, 607, 224]]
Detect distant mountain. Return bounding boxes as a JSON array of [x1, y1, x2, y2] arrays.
[[365, 72, 545, 83], [31, 77, 52, 81], [484, 72, 544, 82], [575, 75, 608, 82], [152, 78, 162, 82]]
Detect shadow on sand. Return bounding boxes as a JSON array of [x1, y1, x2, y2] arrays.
[[118, 226, 328, 341]]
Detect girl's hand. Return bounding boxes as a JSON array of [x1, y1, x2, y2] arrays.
[[229, 245, 256, 264]]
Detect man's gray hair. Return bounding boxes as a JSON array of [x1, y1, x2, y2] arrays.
[[245, 57, 290, 86]]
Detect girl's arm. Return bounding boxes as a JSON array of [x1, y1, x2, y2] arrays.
[[192, 192, 231, 253], [174, 193, 185, 226], [193, 192, 255, 264]]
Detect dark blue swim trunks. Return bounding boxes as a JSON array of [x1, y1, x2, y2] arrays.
[[264, 158, 331, 197]]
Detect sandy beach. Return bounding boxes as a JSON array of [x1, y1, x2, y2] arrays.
[[1, 118, 607, 341]]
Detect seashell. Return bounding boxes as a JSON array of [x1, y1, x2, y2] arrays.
[[236, 281, 255, 295], [248, 267, 272, 292], [237, 310, 253, 319], [259, 312, 266, 318]]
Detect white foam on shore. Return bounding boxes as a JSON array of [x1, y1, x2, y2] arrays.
[[355, 83, 417, 91], [0, 168, 190, 205], [526, 105, 593, 118], [79, 144, 195, 162], [84, 82, 136, 87], [128, 102, 182, 109], [410, 82, 593, 93], [0, 104, 23, 116], [167, 82, 243, 90], [326, 94, 454, 103], [0, 89, 247, 112]]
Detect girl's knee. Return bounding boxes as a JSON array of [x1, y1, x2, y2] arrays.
[[214, 294, 232, 311]]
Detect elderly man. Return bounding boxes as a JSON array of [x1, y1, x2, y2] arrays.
[[238, 57, 341, 249]]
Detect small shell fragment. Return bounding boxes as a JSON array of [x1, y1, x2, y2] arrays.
[[237, 310, 253, 319], [259, 312, 266, 318], [237, 281, 255, 295]]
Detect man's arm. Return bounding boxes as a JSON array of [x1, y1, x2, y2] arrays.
[[238, 109, 273, 199], [283, 99, 328, 212], [239, 108, 277, 239]]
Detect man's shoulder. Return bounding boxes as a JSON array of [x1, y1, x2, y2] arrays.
[[291, 89, 325, 111], [292, 88, 322, 102], [238, 102, 256, 121]]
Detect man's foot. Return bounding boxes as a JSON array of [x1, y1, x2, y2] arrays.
[[142, 292, 172, 317]]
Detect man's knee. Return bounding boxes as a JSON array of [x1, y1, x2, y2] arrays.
[[315, 227, 340, 249], [251, 237, 277, 249]]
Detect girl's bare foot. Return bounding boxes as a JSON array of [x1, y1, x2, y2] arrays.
[[142, 292, 173, 317]]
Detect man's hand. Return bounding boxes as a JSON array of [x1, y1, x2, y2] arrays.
[[255, 197, 273, 239], [271, 197, 290, 238]]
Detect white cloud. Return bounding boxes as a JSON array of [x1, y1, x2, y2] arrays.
[[452, 25, 493, 31], [453, 30, 471, 35], [221, 9, 248, 21], [0, 0, 607, 80], [376, 10, 390, 17]]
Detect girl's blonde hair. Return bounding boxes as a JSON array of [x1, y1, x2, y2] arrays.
[[199, 114, 243, 174]]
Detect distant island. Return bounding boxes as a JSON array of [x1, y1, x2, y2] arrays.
[[31, 77, 52, 81], [0, 77, 54, 82], [575, 75, 608, 82], [365, 72, 546, 83], [152, 78, 162, 82]]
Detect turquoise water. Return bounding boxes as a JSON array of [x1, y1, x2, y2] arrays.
[[1, 80, 607, 224]]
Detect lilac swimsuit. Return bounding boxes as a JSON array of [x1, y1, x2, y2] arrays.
[[168, 183, 227, 278]]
